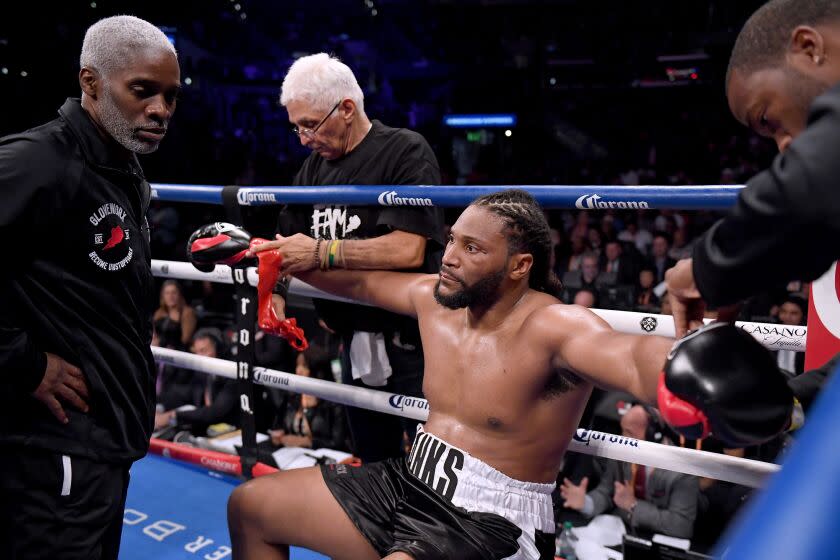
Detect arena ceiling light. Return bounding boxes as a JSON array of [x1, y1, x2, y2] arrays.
[[444, 114, 517, 128]]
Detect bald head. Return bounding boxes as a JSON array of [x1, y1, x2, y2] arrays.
[[80, 15, 176, 79], [726, 0, 840, 151], [620, 405, 650, 440], [727, 0, 840, 87]]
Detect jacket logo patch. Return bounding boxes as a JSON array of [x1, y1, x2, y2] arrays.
[[89, 202, 133, 271]]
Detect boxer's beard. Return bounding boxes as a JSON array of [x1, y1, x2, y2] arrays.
[[98, 82, 162, 154], [434, 267, 505, 309]]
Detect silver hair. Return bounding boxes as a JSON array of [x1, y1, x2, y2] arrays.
[[280, 53, 365, 114], [80, 15, 176, 78]]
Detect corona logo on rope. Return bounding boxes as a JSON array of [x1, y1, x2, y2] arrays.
[[575, 193, 650, 210], [377, 190, 434, 207], [573, 429, 639, 448], [253, 368, 290, 387], [389, 394, 431, 412], [237, 190, 277, 205]]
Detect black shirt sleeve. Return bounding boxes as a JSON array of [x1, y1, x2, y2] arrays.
[[693, 84, 840, 306], [0, 136, 65, 393], [376, 132, 445, 245]]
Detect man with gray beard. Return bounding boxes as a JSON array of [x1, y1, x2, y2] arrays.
[[0, 15, 180, 559]]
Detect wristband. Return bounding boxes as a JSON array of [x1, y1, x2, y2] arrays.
[[328, 240, 339, 268]]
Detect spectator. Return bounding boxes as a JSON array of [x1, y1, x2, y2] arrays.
[[618, 219, 654, 256], [602, 240, 637, 286], [560, 405, 699, 539], [580, 252, 602, 290], [774, 295, 807, 377], [566, 234, 589, 272], [153, 280, 200, 409], [668, 227, 695, 261], [153, 280, 197, 349], [269, 346, 349, 453], [648, 232, 677, 283], [636, 268, 661, 311], [573, 287, 598, 309], [587, 227, 604, 257], [600, 214, 620, 243], [155, 328, 239, 434]]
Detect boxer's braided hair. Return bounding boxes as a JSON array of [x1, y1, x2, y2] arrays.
[[473, 189, 563, 298]]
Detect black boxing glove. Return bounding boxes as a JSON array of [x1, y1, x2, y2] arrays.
[[657, 322, 793, 448], [187, 222, 254, 272]]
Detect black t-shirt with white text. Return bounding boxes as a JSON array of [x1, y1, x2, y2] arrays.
[[277, 120, 444, 336]]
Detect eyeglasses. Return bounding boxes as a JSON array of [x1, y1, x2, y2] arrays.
[[291, 101, 340, 139]]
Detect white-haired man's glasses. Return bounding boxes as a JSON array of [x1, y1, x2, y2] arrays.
[[291, 101, 340, 139]]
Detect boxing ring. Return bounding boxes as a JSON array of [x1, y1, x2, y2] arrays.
[[136, 183, 831, 559]]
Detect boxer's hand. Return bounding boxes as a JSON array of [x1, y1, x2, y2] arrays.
[[560, 477, 588, 511], [665, 259, 705, 338], [657, 323, 793, 447], [271, 294, 287, 322], [32, 353, 90, 424]]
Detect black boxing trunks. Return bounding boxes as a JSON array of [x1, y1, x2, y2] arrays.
[[320, 427, 555, 559]]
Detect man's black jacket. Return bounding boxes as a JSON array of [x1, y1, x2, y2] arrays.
[[694, 83, 840, 305], [0, 98, 156, 463]]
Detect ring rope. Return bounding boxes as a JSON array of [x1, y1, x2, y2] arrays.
[[152, 346, 779, 488], [151, 259, 808, 353], [150, 183, 744, 209]]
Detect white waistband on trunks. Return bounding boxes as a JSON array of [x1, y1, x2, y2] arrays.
[[407, 426, 556, 535]]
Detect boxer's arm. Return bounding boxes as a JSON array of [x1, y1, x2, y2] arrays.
[[693, 85, 840, 306], [294, 268, 436, 318], [540, 304, 671, 403]]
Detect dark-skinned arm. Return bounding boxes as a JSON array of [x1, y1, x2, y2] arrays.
[[539, 304, 673, 403]]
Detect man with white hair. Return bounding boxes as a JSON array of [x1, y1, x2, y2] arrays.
[[268, 53, 444, 464], [0, 15, 179, 558]]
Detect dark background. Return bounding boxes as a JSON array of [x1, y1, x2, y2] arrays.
[[1, 0, 775, 189]]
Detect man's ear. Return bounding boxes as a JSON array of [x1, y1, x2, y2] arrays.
[[786, 25, 826, 70], [79, 67, 100, 99], [509, 253, 534, 281], [340, 98, 357, 124]]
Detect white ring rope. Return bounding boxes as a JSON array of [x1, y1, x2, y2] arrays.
[[152, 346, 779, 488], [152, 259, 808, 352]]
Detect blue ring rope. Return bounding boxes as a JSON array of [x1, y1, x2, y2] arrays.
[[150, 183, 743, 210]]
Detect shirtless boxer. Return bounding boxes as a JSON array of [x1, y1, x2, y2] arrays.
[[221, 189, 791, 560]]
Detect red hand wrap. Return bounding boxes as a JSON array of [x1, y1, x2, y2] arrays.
[[657, 375, 710, 440], [250, 238, 308, 351]]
